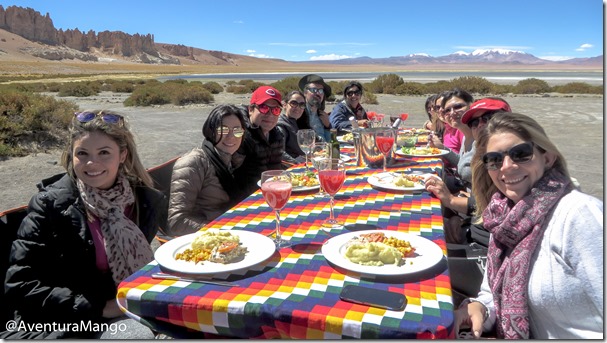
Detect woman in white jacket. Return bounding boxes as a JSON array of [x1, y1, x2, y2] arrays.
[[455, 112, 603, 339]]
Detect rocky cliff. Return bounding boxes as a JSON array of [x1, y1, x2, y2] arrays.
[[0, 5, 178, 64]]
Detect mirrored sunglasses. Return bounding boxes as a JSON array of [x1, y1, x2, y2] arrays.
[[346, 90, 361, 97], [216, 126, 245, 138], [482, 142, 535, 171], [288, 100, 306, 109], [74, 111, 123, 124], [257, 104, 281, 116], [306, 87, 324, 95]]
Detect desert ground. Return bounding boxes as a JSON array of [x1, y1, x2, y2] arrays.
[[0, 90, 603, 210]]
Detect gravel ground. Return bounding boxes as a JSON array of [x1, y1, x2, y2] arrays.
[[0, 91, 603, 210]]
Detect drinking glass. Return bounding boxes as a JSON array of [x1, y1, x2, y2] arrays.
[[317, 158, 346, 229], [260, 170, 293, 248], [296, 129, 316, 171], [375, 128, 395, 172], [311, 142, 330, 197]]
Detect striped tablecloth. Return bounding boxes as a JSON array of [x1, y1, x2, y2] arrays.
[[117, 155, 454, 339]]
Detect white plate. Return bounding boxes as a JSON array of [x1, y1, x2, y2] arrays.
[[154, 231, 275, 275], [321, 230, 444, 276], [337, 136, 353, 144], [339, 154, 352, 162], [367, 172, 426, 191], [396, 147, 450, 158]]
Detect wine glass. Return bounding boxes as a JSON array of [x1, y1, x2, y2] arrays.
[[260, 170, 293, 248], [311, 142, 330, 198], [296, 129, 316, 171], [375, 128, 395, 172], [317, 158, 346, 229]]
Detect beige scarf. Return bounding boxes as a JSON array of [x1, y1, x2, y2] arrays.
[[78, 174, 154, 286]]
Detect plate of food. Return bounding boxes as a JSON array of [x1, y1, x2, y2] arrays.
[[321, 230, 444, 276], [396, 147, 450, 157], [257, 171, 320, 193], [337, 132, 354, 144], [154, 229, 276, 275], [367, 172, 426, 191]]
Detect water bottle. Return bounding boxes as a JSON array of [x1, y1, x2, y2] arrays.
[[349, 116, 359, 129], [391, 118, 402, 129]]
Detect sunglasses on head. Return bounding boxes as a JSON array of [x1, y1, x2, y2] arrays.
[[74, 111, 123, 125], [306, 87, 324, 95], [468, 111, 498, 128], [216, 126, 245, 138], [442, 103, 468, 114], [346, 90, 361, 97], [482, 142, 535, 171], [256, 104, 281, 116], [288, 100, 306, 109]]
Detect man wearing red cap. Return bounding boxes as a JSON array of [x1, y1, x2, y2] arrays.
[[233, 85, 287, 196]]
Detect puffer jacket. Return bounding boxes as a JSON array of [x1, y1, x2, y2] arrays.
[[4, 173, 166, 338], [276, 113, 305, 159], [168, 145, 237, 235], [234, 124, 286, 196]]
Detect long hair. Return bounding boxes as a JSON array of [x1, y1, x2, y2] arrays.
[[471, 112, 570, 220], [202, 104, 247, 145], [424, 94, 437, 121], [61, 110, 153, 188], [283, 90, 312, 130]]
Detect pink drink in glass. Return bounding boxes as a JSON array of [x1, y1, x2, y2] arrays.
[[376, 136, 395, 155], [319, 170, 345, 196], [261, 181, 292, 210]]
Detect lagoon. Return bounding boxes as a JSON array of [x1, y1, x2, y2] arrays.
[[159, 71, 603, 86]]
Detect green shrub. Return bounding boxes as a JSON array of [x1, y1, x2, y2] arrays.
[[514, 78, 551, 94], [110, 80, 136, 93], [202, 81, 224, 94], [57, 81, 99, 97], [450, 76, 495, 94], [395, 82, 426, 95], [0, 90, 76, 157], [170, 83, 213, 105], [367, 74, 405, 94], [552, 82, 603, 94], [123, 80, 214, 106], [362, 92, 378, 105], [270, 76, 301, 98]]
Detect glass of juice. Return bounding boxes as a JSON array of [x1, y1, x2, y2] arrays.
[[317, 158, 346, 229], [375, 128, 395, 171], [260, 170, 293, 248]]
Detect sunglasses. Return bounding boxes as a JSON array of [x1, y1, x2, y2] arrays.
[[216, 126, 245, 138], [346, 90, 361, 96], [442, 103, 468, 114], [256, 104, 281, 116], [468, 111, 497, 129], [74, 111, 123, 125], [288, 100, 306, 109], [482, 142, 535, 171], [306, 87, 324, 95]]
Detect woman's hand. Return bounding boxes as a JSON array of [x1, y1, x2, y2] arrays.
[[454, 301, 487, 339], [102, 299, 124, 318], [427, 133, 444, 149], [423, 176, 452, 205]]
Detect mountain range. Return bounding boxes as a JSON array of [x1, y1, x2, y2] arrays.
[[0, 4, 602, 71]]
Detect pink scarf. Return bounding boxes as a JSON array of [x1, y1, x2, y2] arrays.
[[482, 168, 571, 339], [78, 174, 154, 286]]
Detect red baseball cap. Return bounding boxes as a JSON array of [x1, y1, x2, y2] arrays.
[[461, 98, 511, 124], [250, 86, 282, 106]]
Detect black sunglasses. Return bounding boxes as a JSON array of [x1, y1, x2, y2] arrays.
[[288, 100, 306, 109], [346, 90, 361, 96], [482, 142, 535, 171], [467, 111, 498, 128], [74, 111, 123, 125]]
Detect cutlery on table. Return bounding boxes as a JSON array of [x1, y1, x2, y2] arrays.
[[151, 273, 237, 287]]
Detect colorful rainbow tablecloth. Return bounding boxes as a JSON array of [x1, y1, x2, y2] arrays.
[[118, 156, 454, 339]]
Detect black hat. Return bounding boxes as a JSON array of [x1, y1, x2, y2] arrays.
[[298, 74, 332, 98], [343, 81, 363, 96]]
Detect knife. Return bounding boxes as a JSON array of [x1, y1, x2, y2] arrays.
[[151, 273, 237, 287]]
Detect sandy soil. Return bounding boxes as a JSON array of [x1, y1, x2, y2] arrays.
[[0, 91, 603, 210]]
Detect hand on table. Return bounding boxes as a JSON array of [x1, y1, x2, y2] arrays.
[[423, 175, 451, 205]]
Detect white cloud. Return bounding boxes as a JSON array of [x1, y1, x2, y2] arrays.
[[245, 49, 256, 53], [306, 50, 317, 54], [539, 55, 573, 61], [576, 43, 594, 52], [310, 54, 353, 61], [249, 53, 271, 58]]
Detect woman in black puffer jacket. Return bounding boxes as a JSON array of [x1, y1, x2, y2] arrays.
[[3, 110, 167, 339]]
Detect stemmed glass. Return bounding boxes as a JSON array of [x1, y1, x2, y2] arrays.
[[296, 129, 316, 171], [317, 158, 346, 229], [260, 170, 292, 248], [375, 128, 395, 172], [311, 142, 330, 198]]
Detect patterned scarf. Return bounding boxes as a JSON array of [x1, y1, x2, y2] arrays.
[[482, 168, 571, 338], [77, 174, 154, 286]]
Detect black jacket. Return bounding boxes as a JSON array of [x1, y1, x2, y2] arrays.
[[4, 173, 166, 337]]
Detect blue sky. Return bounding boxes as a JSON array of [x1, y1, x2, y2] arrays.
[[2, 0, 603, 61]]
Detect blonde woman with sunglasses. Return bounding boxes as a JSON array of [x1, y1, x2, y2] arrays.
[[168, 104, 248, 236], [3, 110, 166, 339], [454, 112, 603, 339]]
